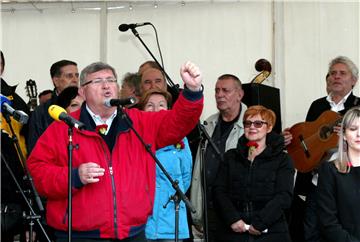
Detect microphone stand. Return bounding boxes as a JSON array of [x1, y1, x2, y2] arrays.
[[131, 24, 208, 239], [163, 189, 181, 242], [130, 27, 180, 95], [67, 127, 74, 242], [198, 122, 223, 242], [1, 154, 51, 242], [2, 113, 51, 242], [117, 106, 195, 241], [129, 23, 206, 149]]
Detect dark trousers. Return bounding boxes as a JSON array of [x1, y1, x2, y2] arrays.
[[1, 203, 25, 242], [304, 184, 320, 242], [206, 208, 226, 242], [288, 196, 306, 242]]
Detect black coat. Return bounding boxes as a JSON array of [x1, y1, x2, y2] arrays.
[[317, 162, 360, 242], [213, 131, 294, 242]]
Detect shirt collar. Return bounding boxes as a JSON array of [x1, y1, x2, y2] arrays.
[[326, 90, 352, 112], [85, 104, 117, 135]]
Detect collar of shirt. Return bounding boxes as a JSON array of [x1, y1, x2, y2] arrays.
[[326, 90, 352, 112], [85, 104, 117, 135]]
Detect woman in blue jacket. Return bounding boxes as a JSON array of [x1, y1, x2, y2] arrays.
[[140, 88, 192, 242]]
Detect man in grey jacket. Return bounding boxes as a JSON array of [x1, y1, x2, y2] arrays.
[[190, 74, 247, 242]]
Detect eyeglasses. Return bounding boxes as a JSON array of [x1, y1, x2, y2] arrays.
[[82, 78, 117, 86], [243, 120, 268, 128]]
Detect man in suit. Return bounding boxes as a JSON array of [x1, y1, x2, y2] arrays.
[[27, 59, 79, 154]]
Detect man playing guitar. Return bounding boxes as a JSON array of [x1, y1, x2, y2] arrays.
[[283, 56, 359, 242]]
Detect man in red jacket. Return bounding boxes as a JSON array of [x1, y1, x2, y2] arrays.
[[27, 61, 203, 242]]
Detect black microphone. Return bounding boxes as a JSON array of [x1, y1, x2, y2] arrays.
[[104, 97, 136, 107], [48, 105, 85, 130], [0, 94, 29, 124], [118, 22, 151, 32]]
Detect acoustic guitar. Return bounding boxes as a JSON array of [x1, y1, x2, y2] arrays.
[[286, 110, 342, 172]]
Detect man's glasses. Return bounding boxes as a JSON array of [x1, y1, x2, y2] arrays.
[[82, 78, 117, 86], [243, 120, 268, 128]]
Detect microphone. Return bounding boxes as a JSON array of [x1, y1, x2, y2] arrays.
[[48, 105, 85, 130], [118, 22, 151, 32], [0, 94, 29, 124], [104, 97, 136, 107]]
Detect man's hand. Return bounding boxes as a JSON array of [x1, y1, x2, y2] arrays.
[[78, 162, 105, 184], [282, 128, 293, 146], [333, 124, 342, 136], [180, 61, 203, 92], [192, 224, 204, 238], [231, 219, 247, 233]]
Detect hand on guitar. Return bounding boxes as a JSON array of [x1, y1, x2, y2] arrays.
[[231, 219, 247, 233], [282, 128, 293, 146], [333, 124, 342, 136]]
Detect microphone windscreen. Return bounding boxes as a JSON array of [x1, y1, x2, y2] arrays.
[[118, 24, 129, 32], [0, 94, 12, 106], [48, 105, 67, 121]]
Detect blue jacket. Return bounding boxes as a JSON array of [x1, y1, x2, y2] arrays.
[[145, 138, 192, 239]]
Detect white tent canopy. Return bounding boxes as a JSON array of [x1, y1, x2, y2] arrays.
[[1, 0, 359, 127]]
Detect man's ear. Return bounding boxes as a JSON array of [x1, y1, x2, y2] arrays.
[[79, 86, 86, 99], [52, 77, 59, 89], [238, 88, 244, 102]]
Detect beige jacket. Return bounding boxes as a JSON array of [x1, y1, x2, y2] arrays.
[[190, 102, 247, 226]]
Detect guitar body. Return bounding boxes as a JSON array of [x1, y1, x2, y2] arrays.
[[287, 110, 341, 172]]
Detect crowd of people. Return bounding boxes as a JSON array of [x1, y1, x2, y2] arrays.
[[1, 49, 359, 242]]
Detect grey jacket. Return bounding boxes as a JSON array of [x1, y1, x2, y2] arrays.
[[190, 102, 247, 225]]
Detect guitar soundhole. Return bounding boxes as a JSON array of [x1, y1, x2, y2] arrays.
[[319, 126, 333, 140]]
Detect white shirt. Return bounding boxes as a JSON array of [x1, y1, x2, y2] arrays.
[[326, 90, 352, 112], [86, 105, 117, 135]]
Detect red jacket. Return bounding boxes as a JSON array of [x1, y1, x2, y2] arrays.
[[27, 92, 203, 239]]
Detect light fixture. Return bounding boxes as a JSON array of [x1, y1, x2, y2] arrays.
[[129, 3, 133, 11], [154, 1, 158, 9]]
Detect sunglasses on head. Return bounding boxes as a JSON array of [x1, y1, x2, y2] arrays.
[[243, 120, 268, 128]]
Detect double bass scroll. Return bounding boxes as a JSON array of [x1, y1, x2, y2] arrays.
[[251, 59, 272, 84]]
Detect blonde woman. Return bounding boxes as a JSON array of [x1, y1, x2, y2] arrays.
[[317, 106, 360, 242]]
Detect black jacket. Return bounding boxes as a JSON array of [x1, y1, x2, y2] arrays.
[[213, 131, 294, 241], [26, 91, 57, 154], [317, 162, 360, 242]]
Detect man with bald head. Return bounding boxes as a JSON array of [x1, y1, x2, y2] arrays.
[[191, 74, 247, 242], [140, 67, 167, 93]]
